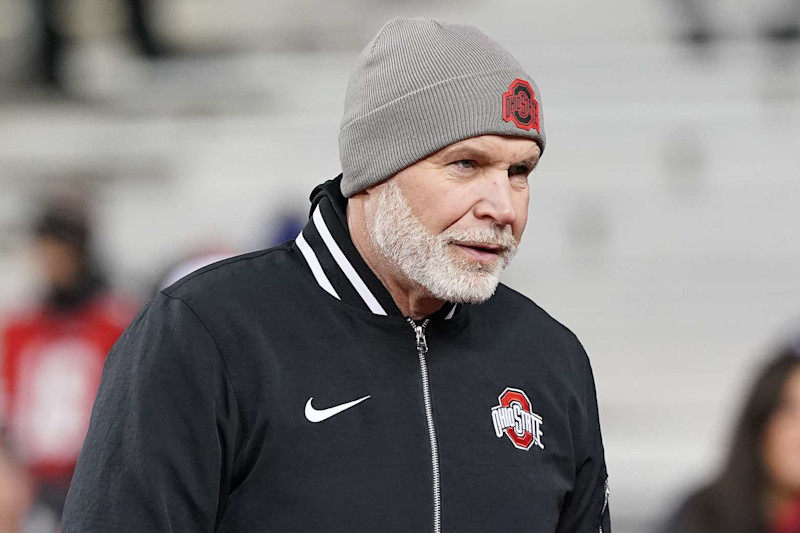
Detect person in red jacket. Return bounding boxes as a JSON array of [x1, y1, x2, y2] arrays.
[[0, 203, 134, 530]]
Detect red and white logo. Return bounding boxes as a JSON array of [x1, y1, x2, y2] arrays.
[[502, 79, 541, 133], [491, 387, 544, 451]]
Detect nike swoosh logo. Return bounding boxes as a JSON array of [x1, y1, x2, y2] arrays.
[[305, 395, 371, 423]]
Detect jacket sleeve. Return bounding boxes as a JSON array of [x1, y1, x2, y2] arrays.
[[61, 292, 239, 532], [555, 336, 611, 533]]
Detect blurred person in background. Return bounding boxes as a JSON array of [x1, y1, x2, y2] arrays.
[[671, 0, 800, 46], [148, 211, 307, 296], [0, 202, 134, 531], [34, 0, 168, 93], [0, 444, 33, 533], [152, 249, 235, 295], [659, 344, 800, 533]]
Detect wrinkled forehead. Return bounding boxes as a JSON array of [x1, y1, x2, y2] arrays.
[[426, 135, 542, 165]]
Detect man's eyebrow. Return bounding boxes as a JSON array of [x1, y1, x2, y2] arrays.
[[436, 144, 493, 161], [436, 144, 541, 168]]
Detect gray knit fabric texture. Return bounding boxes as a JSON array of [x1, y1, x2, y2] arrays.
[[339, 17, 545, 198]]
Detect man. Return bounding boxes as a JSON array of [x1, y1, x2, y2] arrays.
[[1, 203, 133, 530], [62, 17, 611, 533]]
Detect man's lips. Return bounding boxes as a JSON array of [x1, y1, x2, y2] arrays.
[[451, 241, 506, 262]]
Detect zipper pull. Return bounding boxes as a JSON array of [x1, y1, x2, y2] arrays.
[[407, 318, 430, 355], [415, 325, 428, 355]]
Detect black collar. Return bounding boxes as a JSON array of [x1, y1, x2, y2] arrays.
[[294, 175, 458, 321]]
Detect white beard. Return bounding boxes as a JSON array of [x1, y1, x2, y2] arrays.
[[368, 179, 519, 304]]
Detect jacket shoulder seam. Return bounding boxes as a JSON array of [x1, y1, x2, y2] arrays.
[[166, 246, 292, 293], [160, 293, 247, 437]]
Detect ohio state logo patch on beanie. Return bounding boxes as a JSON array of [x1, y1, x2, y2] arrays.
[[490, 387, 544, 451], [502, 79, 540, 133]]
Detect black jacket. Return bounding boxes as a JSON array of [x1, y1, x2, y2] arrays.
[[62, 177, 611, 533]]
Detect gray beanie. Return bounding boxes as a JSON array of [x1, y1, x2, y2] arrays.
[[339, 17, 545, 198]]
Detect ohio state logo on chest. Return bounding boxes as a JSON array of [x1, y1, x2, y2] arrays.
[[491, 387, 544, 451], [502, 79, 541, 133]]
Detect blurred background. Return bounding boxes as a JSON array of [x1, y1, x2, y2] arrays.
[[1, 0, 800, 531]]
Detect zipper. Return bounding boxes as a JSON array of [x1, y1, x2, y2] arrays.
[[407, 317, 441, 533], [599, 477, 610, 533]]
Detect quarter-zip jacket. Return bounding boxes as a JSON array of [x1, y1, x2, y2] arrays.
[[62, 176, 611, 533]]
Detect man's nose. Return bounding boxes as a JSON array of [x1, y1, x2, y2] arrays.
[[472, 171, 517, 226]]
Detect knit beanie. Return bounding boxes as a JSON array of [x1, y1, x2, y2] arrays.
[[339, 17, 545, 198]]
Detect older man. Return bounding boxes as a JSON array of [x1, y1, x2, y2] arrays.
[[62, 17, 611, 533]]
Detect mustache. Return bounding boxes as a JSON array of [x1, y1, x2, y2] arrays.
[[440, 226, 518, 251]]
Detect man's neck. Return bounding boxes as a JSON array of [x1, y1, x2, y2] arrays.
[[347, 203, 445, 320]]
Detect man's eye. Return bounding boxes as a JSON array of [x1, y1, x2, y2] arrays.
[[453, 160, 476, 170], [508, 164, 531, 176]]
